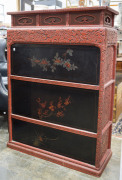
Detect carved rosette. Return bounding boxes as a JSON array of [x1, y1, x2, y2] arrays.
[[44, 16, 62, 25], [104, 15, 111, 26], [75, 14, 96, 24], [17, 17, 33, 25]]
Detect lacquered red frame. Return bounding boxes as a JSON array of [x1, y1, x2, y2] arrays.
[[7, 6, 118, 177]]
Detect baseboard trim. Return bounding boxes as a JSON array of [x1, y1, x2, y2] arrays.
[[7, 141, 112, 177]]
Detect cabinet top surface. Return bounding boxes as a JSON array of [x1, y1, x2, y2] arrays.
[[8, 6, 118, 15]]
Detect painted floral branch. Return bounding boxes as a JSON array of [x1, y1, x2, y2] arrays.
[[29, 49, 78, 72], [36, 96, 71, 120], [32, 128, 58, 147]]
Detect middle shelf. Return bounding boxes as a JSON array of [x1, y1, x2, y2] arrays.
[[11, 79, 99, 133]]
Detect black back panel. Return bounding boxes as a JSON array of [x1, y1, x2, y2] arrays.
[[11, 44, 100, 85], [12, 119, 96, 165]]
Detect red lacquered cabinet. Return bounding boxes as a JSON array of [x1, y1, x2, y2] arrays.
[[7, 6, 118, 177]]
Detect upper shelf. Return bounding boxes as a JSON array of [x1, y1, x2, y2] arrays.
[[7, 6, 118, 28]]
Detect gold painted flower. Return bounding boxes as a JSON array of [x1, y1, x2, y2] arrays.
[[34, 59, 40, 63], [57, 97, 63, 108], [43, 110, 49, 116], [49, 101, 55, 111], [54, 59, 62, 64], [56, 111, 64, 117], [40, 101, 47, 109], [39, 136, 43, 142], [36, 98, 41, 103], [37, 108, 42, 116], [65, 62, 71, 68], [40, 58, 49, 65], [64, 96, 71, 106], [53, 53, 63, 66]]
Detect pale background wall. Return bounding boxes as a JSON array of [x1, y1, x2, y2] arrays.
[[0, 0, 17, 26]]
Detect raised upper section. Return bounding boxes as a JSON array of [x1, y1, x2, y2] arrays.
[[8, 6, 118, 27]]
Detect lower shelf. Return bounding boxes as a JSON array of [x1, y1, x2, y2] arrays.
[[12, 119, 96, 165], [7, 141, 112, 177]]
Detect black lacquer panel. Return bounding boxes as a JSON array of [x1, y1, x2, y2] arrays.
[[11, 44, 100, 85], [12, 119, 96, 165], [11, 80, 99, 133]]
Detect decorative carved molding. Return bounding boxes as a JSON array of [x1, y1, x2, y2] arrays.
[[75, 14, 96, 24], [104, 16, 111, 25], [17, 17, 33, 25], [44, 16, 62, 25]]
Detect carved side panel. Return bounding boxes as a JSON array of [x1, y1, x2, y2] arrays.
[[106, 29, 117, 45], [101, 128, 109, 160], [40, 13, 66, 26], [69, 11, 100, 25], [104, 46, 114, 83], [102, 85, 112, 129], [13, 15, 36, 26]]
